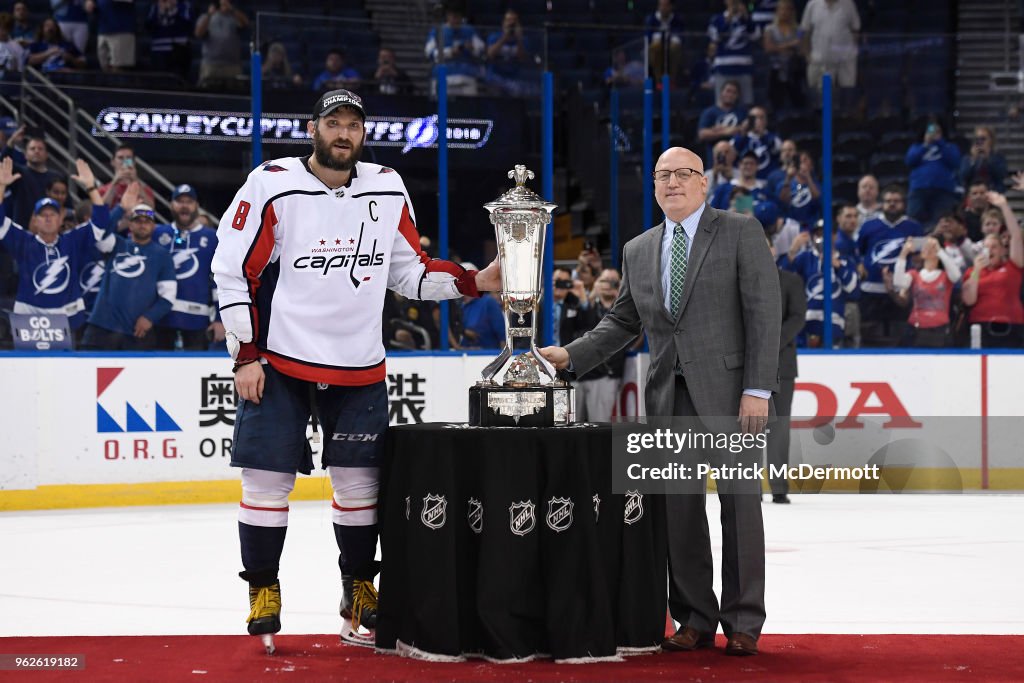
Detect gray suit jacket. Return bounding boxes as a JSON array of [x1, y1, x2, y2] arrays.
[[566, 206, 782, 418]]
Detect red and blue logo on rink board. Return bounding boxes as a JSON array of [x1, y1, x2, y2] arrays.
[[96, 367, 182, 433]]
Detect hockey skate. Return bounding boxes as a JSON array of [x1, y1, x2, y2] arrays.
[[339, 575, 378, 647], [246, 582, 282, 655]]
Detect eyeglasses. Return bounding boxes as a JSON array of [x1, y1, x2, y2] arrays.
[[653, 168, 702, 183], [599, 279, 620, 287]]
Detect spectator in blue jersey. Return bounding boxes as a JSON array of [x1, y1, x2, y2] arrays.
[[646, 0, 685, 85], [424, 3, 485, 96], [4, 137, 64, 231], [697, 80, 746, 165], [781, 223, 858, 348], [311, 48, 361, 93], [0, 157, 116, 340], [905, 121, 961, 229], [777, 151, 821, 232], [833, 203, 862, 346], [145, 0, 195, 80], [81, 202, 177, 350], [458, 262, 503, 349], [11, 2, 34, 48], [153, 183, 223, 350], [856, 185, 923, 346], [26, 18, 84, 73], [84, 0, 137, 72], [707, 0, 760, 106], [484, 9, 537, 97], [710, 151, 768, 210], [731, 107, 782, 180], [53, 0, 89, 54]]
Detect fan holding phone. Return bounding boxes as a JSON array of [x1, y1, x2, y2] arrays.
[[892, 235, 962, 348]]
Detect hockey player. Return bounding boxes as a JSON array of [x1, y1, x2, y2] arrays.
[[211, 89, 500, 653], [0, 157, 115, 342], [153, 184, 224, 350]]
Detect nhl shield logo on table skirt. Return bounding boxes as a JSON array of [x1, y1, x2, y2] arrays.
[[467, 497, 483, 534], [545, 497, 574, 532], [509, 500, 536, 536], [624, 490, 644, 525], [421, 494, 447, 530]]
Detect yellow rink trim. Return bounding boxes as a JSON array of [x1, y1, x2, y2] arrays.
[[2, 469, 1024, 511], [0, 476, 335, 511]]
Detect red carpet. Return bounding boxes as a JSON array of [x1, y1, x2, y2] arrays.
[[1, 634, 1022, 682]]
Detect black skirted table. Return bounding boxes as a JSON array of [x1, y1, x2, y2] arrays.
[[375, 423, 667, 662]]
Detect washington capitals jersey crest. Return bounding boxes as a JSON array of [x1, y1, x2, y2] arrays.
[[212, 157, 472, 386]]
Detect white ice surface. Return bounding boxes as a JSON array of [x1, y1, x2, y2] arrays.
[[1, 494, 1022, 637]]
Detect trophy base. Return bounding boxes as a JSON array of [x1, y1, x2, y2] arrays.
[[468, 384, 574, 427]]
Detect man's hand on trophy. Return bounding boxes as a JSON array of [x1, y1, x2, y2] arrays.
[[539, 346, 570, 370], [474, 258, 502, 291]]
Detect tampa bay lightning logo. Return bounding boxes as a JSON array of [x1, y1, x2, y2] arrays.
[[171, 247, 199, 279], [402, 115, 439, 154], [78, 260, 105, 294], [725, 23, 751, 51], [870, 238, 905, 267], [717, 112, 740, 129], [805, 273, 842, 302], [112, 253, 147, 279], [32, 257, 71, 295], [791, 183, 813, 208]]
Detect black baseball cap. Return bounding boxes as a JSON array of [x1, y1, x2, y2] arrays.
[[313, 89, 366, 121]]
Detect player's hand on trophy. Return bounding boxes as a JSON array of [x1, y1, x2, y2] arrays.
[[474, 257, 502, 291], [235, 362, 266, 404], [539, 346, 570, 370]]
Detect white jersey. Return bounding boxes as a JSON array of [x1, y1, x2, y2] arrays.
[[213, 156, 472, 385]]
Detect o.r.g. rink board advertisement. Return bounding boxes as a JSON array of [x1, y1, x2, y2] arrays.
[[1, 353, 1023, 507]]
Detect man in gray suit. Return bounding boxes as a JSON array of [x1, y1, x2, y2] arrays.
[[541, 146, 781, 656]]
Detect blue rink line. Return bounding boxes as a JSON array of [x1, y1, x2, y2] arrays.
[[0, 349, 1022, 358]]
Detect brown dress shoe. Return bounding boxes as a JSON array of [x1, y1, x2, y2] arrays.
[[724, 632, 758, 656], [662, 626, 715, 651]]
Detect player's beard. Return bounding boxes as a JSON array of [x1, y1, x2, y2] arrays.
[[313, 127, 363, 172]]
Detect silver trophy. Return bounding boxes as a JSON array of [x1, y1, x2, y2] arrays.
[[468, 165, 574, 426]]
